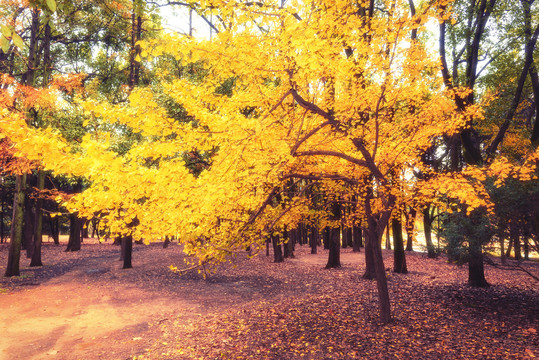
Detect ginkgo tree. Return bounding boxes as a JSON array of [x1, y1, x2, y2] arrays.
[[0, 0, 508, 323]]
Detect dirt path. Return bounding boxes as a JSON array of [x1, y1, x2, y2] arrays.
[[0, 241, 244, 360]]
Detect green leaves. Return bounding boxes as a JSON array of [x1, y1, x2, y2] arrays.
[[46, 0, 57, 12], [0, 25, 25, 52], [11, 33, 24, 50]]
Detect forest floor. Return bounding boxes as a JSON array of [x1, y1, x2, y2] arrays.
[[0, 239, 537, 360]]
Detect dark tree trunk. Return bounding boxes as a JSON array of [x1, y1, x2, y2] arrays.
[[122, 235, 133, 269], [392, 218, 407, 274], [326, 227, 341, 268], [405, 207, 416, 251], [302, 223, 309, 245], [345, 226, 353, 248], [309, 225, 318, 254], [163, 235, 170, 248], [272, 234, 284, 263], [266, 236, 270, 256], [352, 226, 362, 252], [423, 206, 436, 258], [5, 174, 26, 277], [283, 227, 294, 258], [323, 226, 330, 249], [385, 225, 391, 250], [510, 222, 521, 260], [365, 215, 391, 323], [468, 242, 489, 287], [363, 230, 376, 279], [23, 195, 35, 258], [30, 170, 45, 267], [65, 213, 82, 252], [0, 194, 5, 243], [326, 202, 341, 268], [48, 212, 59, 245], [341, 225, 347, 248]]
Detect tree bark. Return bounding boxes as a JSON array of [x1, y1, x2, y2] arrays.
[[352, 226, 362, 252], [326, 227, 341, 268], [405, 207, 416, 251], [122, 235, 133, 269], [272, 234, 284, 263], [5, 174, 26, 277], [66, 213, 82, 252], [392, 217, 407, 274], [423, 206, 436, 258], [309, 225, 318, 254], [326, 202, 341, 268], [30, 170, 45, 267], [23, 194, 35, 258], [385, 225, 391, 250], [468, 242, 489, 287]]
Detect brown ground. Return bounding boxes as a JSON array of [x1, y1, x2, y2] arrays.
[[0, 240, 537, 360]]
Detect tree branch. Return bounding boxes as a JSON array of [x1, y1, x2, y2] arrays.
[[294, 150, 368, 168]]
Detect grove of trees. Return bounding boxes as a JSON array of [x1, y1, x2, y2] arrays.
[[1, 0, 538, 324]]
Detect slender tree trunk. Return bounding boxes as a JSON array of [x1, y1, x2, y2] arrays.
[[66, 213, 81, 252], [405, 207, 416, 251], [283, 226, 294, 258], [309, 225, 317, 254], [23, 194, 35, 258], [122, 235, 133, 269], [468, 242, 488, 287], [0, 194, 4, 244], [423, 206, 436, 258], [392, 218, 407, 274], [352, 226, 362, 252], [272, 234, 284, 263], [326, 227, 341, 268], [323, 226, 330, 249], [510, 222, 521, 260], [163, 235, 170, 248], [363, 230, 376, 279], [500, 233, 506, 265], [30, 170, 45, 267], [326, 202, 341, 268], [385, 225, 391, 250], [5, 174, 26, 277]]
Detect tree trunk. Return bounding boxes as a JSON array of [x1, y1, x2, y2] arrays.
[[122, 235, 133, 269], [272, 234, 284, 263], [323, 226, 330, 249], [423, 206, 436, 258], [22, 194, 35, 258], [283, 226, 294, 258], [30, 170, 45, 267], [352, 226, 362, 252], [468, 242, 488, 287], [163, 235, 170, 248], [5, 174, 26, 277], [363, 231, 376, 279], [326, 202, 341, 268], [365, 217, 391, 323], [345, 226, 353, 248], [66, 213, 82, 252], [325, 227, 341, 268], [405, 207, 416, 251], [309, 225, 317, 254], [510, 222, 521, 260], [392, 218, 407, 274], [385, 225, 391, 250]]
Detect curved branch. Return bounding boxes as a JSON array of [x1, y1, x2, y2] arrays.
[[294, 150, 368, 168]]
